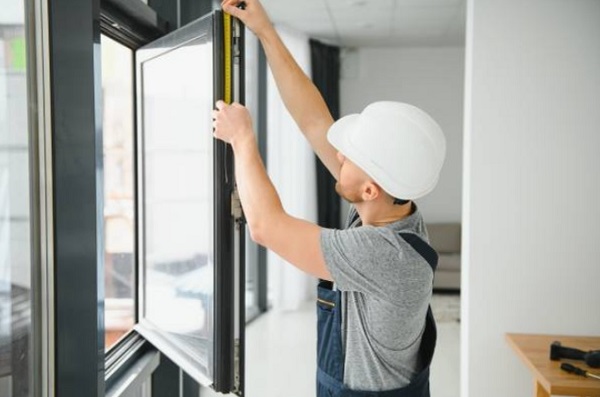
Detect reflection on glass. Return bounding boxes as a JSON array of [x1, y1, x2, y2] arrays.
[[142, 37, 214, 374], [101, 35, 136, 351], [0, 3, 31, 396], [245, 239, 258, 316], [244, 29, 260, 319], [242, 35, 265, 397]]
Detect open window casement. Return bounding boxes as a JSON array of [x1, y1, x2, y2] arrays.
[[134, 10, 245, 395]]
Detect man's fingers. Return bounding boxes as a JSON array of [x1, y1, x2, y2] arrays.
[[215, 100, 226, 110], [222, 0, 240, 14], [222, 0, 248, 18], [222, 0, 245, 8], [223, 4, 242, 18]]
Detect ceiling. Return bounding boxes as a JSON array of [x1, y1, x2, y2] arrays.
[[260, 0, 466, 48]]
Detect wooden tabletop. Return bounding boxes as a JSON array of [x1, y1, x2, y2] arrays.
[[506, 333, 600, 396]]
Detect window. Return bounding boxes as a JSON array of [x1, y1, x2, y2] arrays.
[[134, 12, 244, 392], [0, 3, 32, 396], [101, 34, 136, 351]]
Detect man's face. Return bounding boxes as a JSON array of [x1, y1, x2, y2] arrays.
[[335, 152, 372, 203]]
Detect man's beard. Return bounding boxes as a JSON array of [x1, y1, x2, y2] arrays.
[[335, 182, 363, 204]]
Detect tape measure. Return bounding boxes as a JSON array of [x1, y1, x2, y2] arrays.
[[223, 12, 232, 104]]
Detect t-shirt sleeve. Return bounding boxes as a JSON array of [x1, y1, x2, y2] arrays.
[[320, 226, 427, 299]]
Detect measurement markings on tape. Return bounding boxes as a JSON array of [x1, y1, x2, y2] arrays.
[[223, 12, 232, 104]]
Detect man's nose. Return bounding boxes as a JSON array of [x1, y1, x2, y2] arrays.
[[337, 152, 345, 163]]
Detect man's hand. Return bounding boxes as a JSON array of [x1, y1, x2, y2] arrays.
[[212, 100, 254, 147], [221, 0, 274, 39], [223, 0, 339, 181], [213, 105, 331, 281]]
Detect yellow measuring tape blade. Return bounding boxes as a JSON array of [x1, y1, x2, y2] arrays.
[[223, 12, 232, 104]]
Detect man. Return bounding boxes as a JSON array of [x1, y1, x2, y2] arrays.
[[213, 0, 446, 395]]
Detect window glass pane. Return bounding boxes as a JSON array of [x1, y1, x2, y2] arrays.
[[101, 34, 135, 351], [244, 30, 260, 319], [141, 36, 214, 375], [0, 1, 32, 396]]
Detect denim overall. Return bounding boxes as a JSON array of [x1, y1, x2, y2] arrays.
[[316, 232, 438, 397]]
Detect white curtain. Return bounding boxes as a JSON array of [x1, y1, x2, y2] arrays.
[[266, 25, 318, 311]]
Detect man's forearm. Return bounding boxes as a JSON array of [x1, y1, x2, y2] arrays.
[[229, 134, 331, 280], [230, 135, 283, 241], [212, 99, 331, 280]]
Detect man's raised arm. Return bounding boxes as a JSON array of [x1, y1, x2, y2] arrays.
[[222, 0, 341, 180]]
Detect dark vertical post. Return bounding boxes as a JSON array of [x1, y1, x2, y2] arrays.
[[213, 11, 236, 392], [182, 372, 200, 397], [48, 0, 105, 395], [152, 355, 180, 397]]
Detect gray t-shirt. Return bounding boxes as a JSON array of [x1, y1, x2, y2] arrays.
[[320, 205, 433, 391]]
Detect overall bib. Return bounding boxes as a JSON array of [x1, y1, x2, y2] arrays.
[[316, 232, 438, 397]]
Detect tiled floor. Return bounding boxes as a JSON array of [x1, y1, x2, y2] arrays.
[[245, 294, 460, 397]]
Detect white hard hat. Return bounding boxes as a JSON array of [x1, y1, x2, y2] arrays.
[[327, 101, 446, 200]]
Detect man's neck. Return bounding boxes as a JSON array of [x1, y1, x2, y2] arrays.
[[355, 201, 414, 227]]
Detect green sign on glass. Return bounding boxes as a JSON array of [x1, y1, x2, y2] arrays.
[[10, 37, 26, 71]]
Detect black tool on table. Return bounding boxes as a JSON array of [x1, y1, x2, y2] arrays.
[[560, 363, 600, 381], [550, 341, 600, 368]]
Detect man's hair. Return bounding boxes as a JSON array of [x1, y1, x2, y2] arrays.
[[393, 198, 410, 206]]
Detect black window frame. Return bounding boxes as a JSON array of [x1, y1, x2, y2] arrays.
[[133, 11, 243, 392]]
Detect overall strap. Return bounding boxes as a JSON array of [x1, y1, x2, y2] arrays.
[[399, 231, 438, 373], [349, 209, 361, 227], [398, 233, 438, 272]]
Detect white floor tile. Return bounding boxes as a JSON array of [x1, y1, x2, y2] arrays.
[[430, 321, 460, 397], [246, 302, 317, 397]]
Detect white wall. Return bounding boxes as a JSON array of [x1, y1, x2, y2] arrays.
[[463, 1, 600, 396], [340, 46, 464, 223]]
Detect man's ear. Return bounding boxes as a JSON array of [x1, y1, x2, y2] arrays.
[[361, 181, 381, 202]]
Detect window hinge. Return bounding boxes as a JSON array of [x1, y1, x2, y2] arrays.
[[233, 18, 241, 40], [233, 19, 241, 57], [231, 187, 243, 222]]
